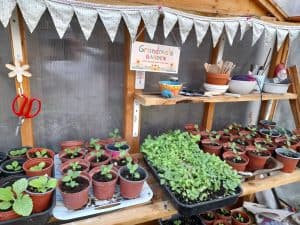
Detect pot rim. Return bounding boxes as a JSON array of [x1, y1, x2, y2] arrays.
[[118, 165, 148, 183], [25, 176, 56, 195], [275, 148, 300, 159], [58, 173, 90, 194], [90, 167, 118, 183]]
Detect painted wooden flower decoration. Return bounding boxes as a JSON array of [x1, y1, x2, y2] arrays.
[[5, 61, 32, 83]]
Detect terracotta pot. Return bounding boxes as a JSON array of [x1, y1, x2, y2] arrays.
[[275, 137, 299, 150], [105, 144, 130, 158], [26, 176, 55, 213], [58, 148, 85, 163], [259, 129, 281, 140], [59, 172, 90, 210], [231, 211, 251, 225], [206, 72, 230, 85], [219, 131, 231, 142], [230, 136, 251, 147], [199, 211, 215, 225], [84, 140, 105, 152], [223, 142, 246, 155], [60, 158, 90, 174], [0, 158, 25, 177], [7, 146, 31, 160], [26, 148, 55, 159], [60, 140, 84, 151], [223, 151, 249, 172], [213, 219, 230, 225], [201, 139, 222, 156], [84, 151, 111, 168], [23, 158, 53, 177], [246, 146, 271, 171], [215, 208, 232, 222], [275, 148, 300, 173], [253, 138, 277, 154], [0, 210, 20, 221], [89, 167, 118, 200], [119, 166, 148, 199]]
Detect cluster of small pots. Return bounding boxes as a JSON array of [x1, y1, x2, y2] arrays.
[[0, 147, 57, 222], [200, 209, 251, 225], [57, 139, 148, 210], [185, 120, 300, 173]]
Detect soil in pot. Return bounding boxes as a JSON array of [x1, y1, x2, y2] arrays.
[[275, 148, 300, 173], [201, 139, 222, 156], [59, 148, 85, 163], [200, 211, 215, 225], [26, 148, 55, 159], [8, 146, 31, 159], [246, 149, 271, 171], [84, 151, 110, 168], [0, 158, 25, 176], [232, 211, 250, 225], [216, 208, 232, 221], [60, 159, 90, 174], [23, 158, 53, 177]]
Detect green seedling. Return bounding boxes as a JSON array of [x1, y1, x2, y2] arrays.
[[126, 162, 140, 179], [29, 162, 46, 171], [100, 164, 114, 180], [69, 161, 82, 171], [62, 170, 80, 188], [173, 220, 182, 225], [109, 128, 122, 139], [91, 150, 105, 162], [64, 148, 81, 159], [28, 176, 57, 193], [9, 148, 27, 157], [234, 213, 246, 223], [114, 141, 128, 150], [218, 208, 231, 216], [35, 149, 49, 158], [5, 160, 22, 171], [254, 143, 267, 153], [89, 138, 101, 150], [0, 178, 33, 216]]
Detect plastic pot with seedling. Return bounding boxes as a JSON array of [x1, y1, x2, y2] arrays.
[[232, 211, 250, 225], [0, 159, 25, 176], [110, 150, 133, 171], [201, 134, 222, 156], [59, 147, 85, 163], [26, 148, 55, 159], [23, 158, 53, 177], [223, 144, 249, 172], [84, 149, 110, 168], [246, 143, 271, 171], [200, 211, 215, 225], [60, 158, 90, 174], [8, 147, 31, 159], [105, 141, 130, 158]]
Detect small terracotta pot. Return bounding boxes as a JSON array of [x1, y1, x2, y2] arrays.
[[26, 176, 55, 213], [0, 210, 20, 221], [230, 136, 251, 147], [213, 219, 230, 225], [23, 158, 53, 177], [231, 211, 251, 225], [26, 148, 55, 159], [253, 138, 277, 154], [206, 72, 230, 85], [246, 146, 271, 171], [222, 142, 246, 155], [7, 146, 31, 159], [259, 129, 281, 140], [84, 151, 111, 168], [59, 172, 90, 210], [58, 148, 85, 163], [275, 137, 299, 150], [275, 148, 300, 173], [215, 208, 232, 222], [201, 139, 222, 156], [60, 158, 90, 174], [199, 211, 215, 225], [119, 166, 148, 199], [89, 167, 118, 200], [60, 140, 84, 151], [219, 131, 231, 142], [105, 144, 130, 158], [184, 123, 200, 132], [223, 151, 249, 172]]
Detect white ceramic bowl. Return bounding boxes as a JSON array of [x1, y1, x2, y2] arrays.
[[263, 82, 290, 94], [228, 80, 256, 94], [203, 83, 229, 93]]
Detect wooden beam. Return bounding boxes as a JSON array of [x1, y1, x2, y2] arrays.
[[288, 66, 300, 128], [202, 103, 215, 131], [9, 8, 34, 147], [257, 0, 286, 21], [123, 23, 144, 153]]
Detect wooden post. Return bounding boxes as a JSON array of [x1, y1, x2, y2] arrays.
[[9, 9, 34, 146], [287, 66, 300, 128], [123, 23, 144, 153]]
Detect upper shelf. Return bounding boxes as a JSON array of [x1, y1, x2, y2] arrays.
[[135, 92, 298, 106]]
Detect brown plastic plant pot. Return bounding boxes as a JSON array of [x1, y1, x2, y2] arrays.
[[58, 148, 85, 163], [26, 147, 55, 159], [60, 158, 90, 174], [119, 166, 148, 199], [89, 167, 118, 200], [219, 131, 231, 142], [215, 208, 232, 222], [275, 148, 300, 173], [274, 137, 299, 150], [23, 158, 54, 177], [60, 140, 84, 151], [0, 209, 20, 221], [222, 142, 246, 155], [213, 219, 230, 225], [254, 138, 277, 154], [199, 211, 215, 225], [201, 139, 222, 156], [26, 176, 55, 213], [84, 151, 111, 168], [246, 146, 271, 171], [206, 72, 230, 85], [231, 211, 251, 225], [223, 151, 249, 172], [59, 172, 91, 210]]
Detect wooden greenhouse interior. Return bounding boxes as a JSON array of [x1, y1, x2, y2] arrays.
[[1, 0, 300, 225]]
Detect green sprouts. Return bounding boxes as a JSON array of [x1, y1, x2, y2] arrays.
[[91, 150, 105, 162], [234, 213, 247, 223], [34, 149, 49, 158], [100, 164, 113, 180], [89, 138, 101, 150], [126, 162, 140, 179], [109, 128, 122, 139], [29, 162, 46, 171], [5, 160, 22, 171], [9, 148, 27, 157], [254, 143, 267, 152], [28, 176, 57, 193], [69, 161, 82, 171], [64, 148, 81, 159], [62, 170, 80, 188]]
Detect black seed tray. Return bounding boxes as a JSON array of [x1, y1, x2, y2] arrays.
[[145, 158, 242, 216]]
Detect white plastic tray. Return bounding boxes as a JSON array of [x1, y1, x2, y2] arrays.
[[52, 155, 153, 220]]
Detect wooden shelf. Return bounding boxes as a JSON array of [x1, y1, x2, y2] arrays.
[[135, 92, 297, 106]]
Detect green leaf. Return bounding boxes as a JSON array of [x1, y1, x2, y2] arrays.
[[6, 165, 13, 170], [0, 187, 14, 201], [13, 194, 33, 216], [47, 178, 57, 189], [13, 178, 28, 196], [0, 201, 12, 210]]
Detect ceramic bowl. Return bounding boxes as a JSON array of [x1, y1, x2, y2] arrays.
[[159, 81, 183, 97], [228, 80, 256, 94], [263, 82, 290, 94], [203, 83, 229, 93]]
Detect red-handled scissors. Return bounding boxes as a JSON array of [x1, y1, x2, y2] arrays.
[[12, 94, 42, 119]]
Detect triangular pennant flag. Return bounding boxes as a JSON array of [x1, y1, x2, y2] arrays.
[[163, 11, 177, 38], [252, 22, 265, 46], [177, 15, 193, 44], [98, 9, 121, 42], [141, 9, 159, 40], [264, 26, 276, 49], [288, 29, 300, 43], [276, 28, 288, 51], [122, 10, 141, 40], [73, 6, 98, 40], [17, 0, 46, 32], [239, 20, 250, 40], [224, 21, 239, 45], [46, 0, 74, 38], [0, 0, 16, 27], [210, 21, 224, 47], [194, 20, 209, 47]]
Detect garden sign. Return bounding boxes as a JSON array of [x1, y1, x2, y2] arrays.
[[130, 41, 180, 74]]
